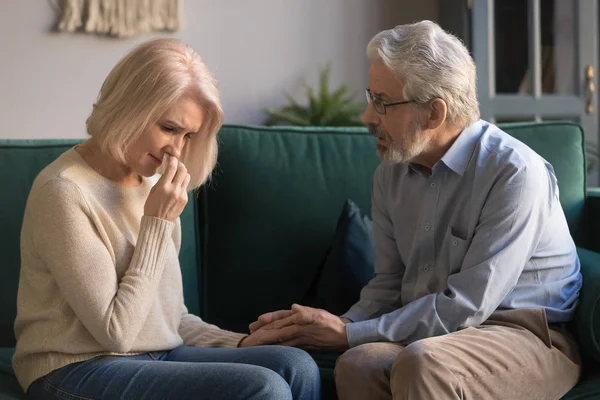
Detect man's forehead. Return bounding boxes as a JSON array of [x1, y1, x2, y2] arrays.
[[368, 62, 404, 96]]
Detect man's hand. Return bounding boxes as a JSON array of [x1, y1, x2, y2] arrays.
[[238, 327, 289, 347], [254, 304, 350, 351], [249, 309, 295, 334]]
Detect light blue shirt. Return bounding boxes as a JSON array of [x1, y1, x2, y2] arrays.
[[343, 120, 582, 347]]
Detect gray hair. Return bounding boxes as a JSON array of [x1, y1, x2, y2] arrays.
[[367, 20, 479, 126]]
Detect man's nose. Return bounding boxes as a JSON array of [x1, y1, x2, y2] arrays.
[[362, 101, 378, 127]]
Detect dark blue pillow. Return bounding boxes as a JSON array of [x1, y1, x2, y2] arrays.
[[308, 199, 375, 315]]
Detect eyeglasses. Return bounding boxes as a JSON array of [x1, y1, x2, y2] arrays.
[[366, 89, 416, 115]]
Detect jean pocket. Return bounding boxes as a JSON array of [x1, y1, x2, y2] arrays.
[[28, 377, 97, 400]]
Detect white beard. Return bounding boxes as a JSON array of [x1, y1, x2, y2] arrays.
[[376, 125, 430, 164]]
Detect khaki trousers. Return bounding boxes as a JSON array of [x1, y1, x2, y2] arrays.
[[334, 309, 581, 400]]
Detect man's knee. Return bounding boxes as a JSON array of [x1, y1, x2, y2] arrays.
[[391, 339, 448, 384], [335, 342, 401, 385]]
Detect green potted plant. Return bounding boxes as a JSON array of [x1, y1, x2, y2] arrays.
[[262, 64, 366, 127]]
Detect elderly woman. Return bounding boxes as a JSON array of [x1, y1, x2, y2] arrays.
[[13, 38, 320, 400]]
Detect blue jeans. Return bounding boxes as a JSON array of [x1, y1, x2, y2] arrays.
[[28, 345, 321, 400]]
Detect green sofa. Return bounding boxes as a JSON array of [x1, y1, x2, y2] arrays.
[[1, 121, 600, 399]]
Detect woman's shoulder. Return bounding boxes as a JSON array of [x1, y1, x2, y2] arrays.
[[30, 148, 90, 201]]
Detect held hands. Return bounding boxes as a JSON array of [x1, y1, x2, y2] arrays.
[[242, 304, 350, 351], [144, 155, 190, 222]]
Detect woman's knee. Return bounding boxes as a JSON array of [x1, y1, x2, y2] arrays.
[[247, 366, 293, 400], [264, 346, 320, 380]]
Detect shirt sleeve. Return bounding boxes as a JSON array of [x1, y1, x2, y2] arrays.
[[32, 178, 174, 353], [345, 161, 551, 347], [342, 164, 405, 322]]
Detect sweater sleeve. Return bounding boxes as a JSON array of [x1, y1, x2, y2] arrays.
[[32, 178, 174, 353], [178, 306, 247, 348]]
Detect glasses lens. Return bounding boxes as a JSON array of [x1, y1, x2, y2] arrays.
[[374, 99, 385, 114]]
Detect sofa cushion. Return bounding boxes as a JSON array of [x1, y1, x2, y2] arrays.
[[0, 140, 80, 347], [200, 122, 586, 332], [0, 372, 27, 400], [308, 199, 374, 316], [0, 140, 201, 349], [0, 347, 14, 375], [200, 125, 379, 332], [0, 347, 24, 399], [575, 247, 600, 364], [561, 370, 600, 400]]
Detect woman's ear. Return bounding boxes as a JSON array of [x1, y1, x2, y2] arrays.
[[426, 98, 447, 130]]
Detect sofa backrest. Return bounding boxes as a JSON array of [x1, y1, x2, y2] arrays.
[[0, 121, 587, 344], [201, 122, 587, 332], [199, 125, 379, 332], [0, 140, 200, 347]]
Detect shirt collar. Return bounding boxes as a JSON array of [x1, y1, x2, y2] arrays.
[[439, 119, 484, 176]]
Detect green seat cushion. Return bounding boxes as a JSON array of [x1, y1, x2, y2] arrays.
[[0, 348, 14, 375], [561, 372, 600, 399], [0, 140, 81, 347], [309, 351, 341, 400], [0, 372, 27, 400], [575, 247, 600, 363], [0, 348, 24, 399]]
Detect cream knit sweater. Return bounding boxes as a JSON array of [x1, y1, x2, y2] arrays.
[[13, 148, 246, 391]]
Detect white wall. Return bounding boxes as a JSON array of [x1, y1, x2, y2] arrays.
[[0, 1, 438, 139]]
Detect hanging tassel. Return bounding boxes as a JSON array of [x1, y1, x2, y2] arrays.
[[84, 0, 101, 34], [57, 0, 85, 32], [55, 0, 182, 38]]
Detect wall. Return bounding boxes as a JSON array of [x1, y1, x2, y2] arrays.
[[0, 1, 438, 139]]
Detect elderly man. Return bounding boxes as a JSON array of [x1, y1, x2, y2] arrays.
[[246, 20, 582, 399]]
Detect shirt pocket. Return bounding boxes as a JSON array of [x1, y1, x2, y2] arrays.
[[447, 228, 469, 275]]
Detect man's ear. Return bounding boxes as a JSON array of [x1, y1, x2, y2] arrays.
[[426, 98, 447, 130]]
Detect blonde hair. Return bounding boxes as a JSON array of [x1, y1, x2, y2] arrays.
[[367, 20, 479, 127], [86, 38, 223, 189]]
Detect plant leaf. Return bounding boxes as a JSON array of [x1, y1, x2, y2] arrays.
[[263, 63, 366, 127], [262, 107, 311, 126]]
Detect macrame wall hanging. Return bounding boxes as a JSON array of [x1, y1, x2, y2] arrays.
[[52, 0, 183, 38]]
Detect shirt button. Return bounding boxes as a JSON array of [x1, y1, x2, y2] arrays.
[[430, 182, 436, 188], [425, 224, 431, 231], [424, 265, 430, 272], [453, 240, 458, 246]]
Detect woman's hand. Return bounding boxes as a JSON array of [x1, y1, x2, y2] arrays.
[[144, 155, 190, 222]]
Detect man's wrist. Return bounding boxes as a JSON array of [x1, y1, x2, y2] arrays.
[[340, 317, 353, 324]]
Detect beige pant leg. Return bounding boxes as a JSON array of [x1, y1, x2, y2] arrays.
[[390, 308, 581, 400], [335, 342, 404, 400]]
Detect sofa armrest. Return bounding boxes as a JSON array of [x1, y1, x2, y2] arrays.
[[586, 188, 600, 253], [575, 247, 600, 363]]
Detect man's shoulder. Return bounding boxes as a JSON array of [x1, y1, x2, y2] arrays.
[[474, 123, 556, 203], [477, 122, 549, 174]]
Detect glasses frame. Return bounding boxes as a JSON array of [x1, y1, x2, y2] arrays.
[[366, 89, 416, 115]]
